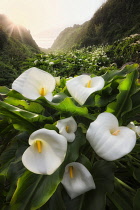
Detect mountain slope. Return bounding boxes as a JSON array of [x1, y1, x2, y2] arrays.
[[51, 22, 89, 51], [0, 14, 39, 50], [51, 0, 140, 51], [0, 14, 40, 86]]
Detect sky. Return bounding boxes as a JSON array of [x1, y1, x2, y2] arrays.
[[0, 0, 107, 48]]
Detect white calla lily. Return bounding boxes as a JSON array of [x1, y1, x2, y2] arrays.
[[22, 128, 67, 175], [49, 62, 54, 65], [66, 75, 104, 105], [127, 122, 140, 137], [86, 112, 136, 161], [56, 117, 77, 142], [136, 126, 140, 136], [127, 122, 136, 132], [61, 162, 96, 199], [12, 67, 56, 101], [55, 76, 60, 86]]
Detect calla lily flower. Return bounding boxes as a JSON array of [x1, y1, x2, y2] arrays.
[[127, 122, 140, 137], [56, 117, 77, 142], [66, 75, 105, 105], [34, 59, 38, 65], [22, 128, 67, 175], [127, 122, 136, 132], [55, 76, 60, 86], [136, 126, 140, 136], [61, 162, 96, 199], [86, 112, 136, 161], [49, 62, 54, 65], [12, 67, 56, 101]]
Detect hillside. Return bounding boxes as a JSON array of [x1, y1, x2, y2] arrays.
[[0, 14, 39, 50], [51, 0, 140, 51], [0, 14, 40, 86], [51, 22, 89, 51]]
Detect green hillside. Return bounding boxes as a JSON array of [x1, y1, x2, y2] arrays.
[[51, 22, 89, 51], [0, 14, 40, 86], [51, 0, 140, 51]]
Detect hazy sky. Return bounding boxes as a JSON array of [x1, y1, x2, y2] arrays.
[[0, 0, 106, 35]]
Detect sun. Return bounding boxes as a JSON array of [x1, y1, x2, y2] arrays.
[[3, 11, 27, 40]]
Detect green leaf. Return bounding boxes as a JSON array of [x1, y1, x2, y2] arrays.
[[0, 119, 18, 154], [0, 132, 28, 176], [133, 189, 140, 210], [82, 190, 106, 210], [107, 178, 135, 210], [62, 192, 84, 210], [77, 154, 92, 172], [6, 161, 26, 201], [52, 97, 88, 116], [122, 90, 140, 123], [95, 94, 116, 107], [133, 168, 140, 183], [0, 101, 47, 131], [40, 185, 66, 210], [66, 127, 86, 162], [52, 93, 68, 103], [103, 64, 139, 82], [132, 144, 140, 153], [80, 160, 116, 210], [4, 97, 45, 114], [10, 169, 62, 210], [106, 70, 138, 121], [0, 140, 18, 176], [92, 160, 116, 193], [0, 86, 10, 94], [7, 90, 26, 100], [44, 124, 58, 131], [38, 97, 89, 117], [0, 175, 6, 208]]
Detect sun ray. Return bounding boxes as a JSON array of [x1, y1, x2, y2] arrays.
[[5, 23, 15, 37], [17, 25, 24, 42]]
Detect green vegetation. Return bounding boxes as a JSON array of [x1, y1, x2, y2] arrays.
[[51, 0, 140, 51], [0, 14, 40, 87], [51, 22, 89, 51], [106, 34, 140, 66], [0, 63, 140, 209], [23, 46, 111, 77], [22, 34, 140, 78]]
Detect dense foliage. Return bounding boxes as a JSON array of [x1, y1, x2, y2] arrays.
[[51, 0, 140, 51], [106, 34, 140, 67], [22, 34, 140, 78], [23, 46, 111, 77]]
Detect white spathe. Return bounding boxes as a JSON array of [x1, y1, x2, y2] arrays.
[[55, 76, 60, 86], [86, 112, 136, 161], [127, 122, 136, 132], [22, 128, 67, 175], [12, 67, 56, 101], [127, 122, 140, 137], [61, 162, 96, 199], [56, 116, 77, 142], [136, 126, 140, 136], [66, 75, 105, 105]]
